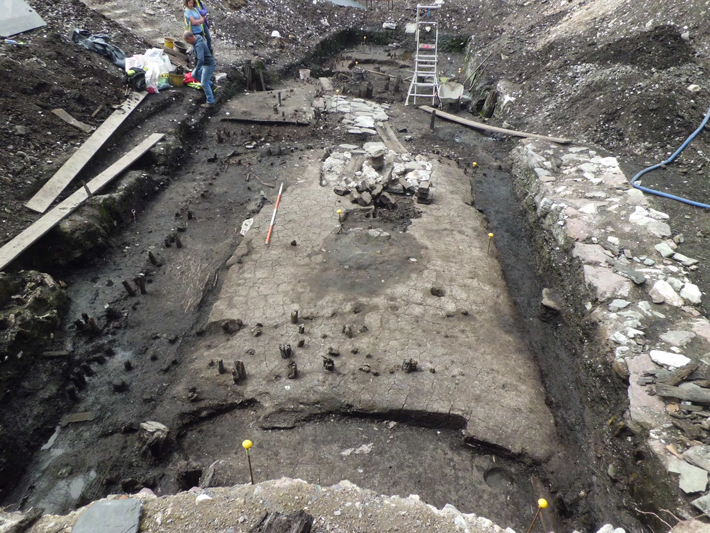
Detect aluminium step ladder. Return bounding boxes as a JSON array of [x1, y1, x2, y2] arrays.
[[405, 3, 442, 107]]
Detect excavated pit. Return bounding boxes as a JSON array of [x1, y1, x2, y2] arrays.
[[0, 39, 674, 533]]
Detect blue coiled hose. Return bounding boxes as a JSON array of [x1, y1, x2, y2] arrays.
[[631, 105, 710, 209]]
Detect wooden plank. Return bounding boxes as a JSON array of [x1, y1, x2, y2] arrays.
[[52, 108, 93, 133], [375, 123, 400, 154], [25, 92, 148, 214], [60, 411, 97, 427], [0, 133, 164, 271], [419, 105, 573, 144], [220, 116, 310, 126], [660, 362, 699, 386], [657, 383, 710, 405], [383, 122, 407, 153]]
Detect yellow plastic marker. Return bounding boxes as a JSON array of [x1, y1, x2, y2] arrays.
[[242, 439, 254, 484], [487, 233, 494, 255], [526, 498, 548, 533]]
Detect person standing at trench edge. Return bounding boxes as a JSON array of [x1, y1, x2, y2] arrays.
[[184, 0, 212, 54], [184, 31, 216, 108]]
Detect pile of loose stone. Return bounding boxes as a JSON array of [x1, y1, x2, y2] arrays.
[[511, 139, 710, 518], [11, 476, 644, 533], [322, 141, 434, 207]]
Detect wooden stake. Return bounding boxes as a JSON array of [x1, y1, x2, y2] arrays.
[[133, 276, 147, 294], [122, 280, 136, 296]]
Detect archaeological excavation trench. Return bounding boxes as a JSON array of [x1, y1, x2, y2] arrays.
[[0, 38, 674, 533]]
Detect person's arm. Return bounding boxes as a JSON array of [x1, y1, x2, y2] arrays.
[[189, 13, 204, 25]]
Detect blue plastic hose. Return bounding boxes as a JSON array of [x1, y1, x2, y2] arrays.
[[630, 105, 710, 209]]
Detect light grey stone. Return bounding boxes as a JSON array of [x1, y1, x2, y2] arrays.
[[363, 142, 387, 158], [655, 242, 675, 257], [649, 350, 691, 369], [647, 220, 672, 238], [367, 229, 390, 239], [649, 280, 684, 306], [573, 243, 610, 265], [541, 288, 562, 311], [596, 525, 615, 533], [660, 330, 696, 347], [619, 310, 644, 320], [679, 461, 709, 494], [610, 332, 630, 345], [643, 258, 656, 266], [72, 498, 142, 533], [681, 283, 702, 305], [692, 492, 710, 516], [583, 265, 632, 301], [684, 446, 710, 473], [673, 253, 699, 267], [616, 346, 630, 358], [648, 208, 669, 220], [637, 301, 652, 314], [624, 319, 643, 330], [626, 327, 644, 338], [608, 299, 631, 312], [667, 277, 684, 292]]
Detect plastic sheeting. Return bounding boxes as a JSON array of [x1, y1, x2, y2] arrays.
[[71, 29, 127, 69], [0, 0, 46, 38]]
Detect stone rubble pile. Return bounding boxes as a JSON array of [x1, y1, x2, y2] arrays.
[[321, 141, 434, 207], [511, 139, 710, 518]]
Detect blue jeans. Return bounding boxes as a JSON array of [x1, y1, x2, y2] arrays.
[[196, 62, 216, 104]]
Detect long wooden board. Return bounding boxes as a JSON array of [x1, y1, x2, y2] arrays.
[[220, 117, 311, 126], [52, 108, 93, 133], [26, 92, 148, 214], [419, 105, 572, 144], [375, 122, 407, 154], [0, 133, 164, 271]]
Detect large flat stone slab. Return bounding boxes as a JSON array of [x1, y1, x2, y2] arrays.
[[71, 498, 142, 533], [173, 155, 559, 462]]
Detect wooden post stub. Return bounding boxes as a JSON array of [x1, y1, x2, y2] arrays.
[[133, 276, 147, 294], [122, 280, 137, 296]]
